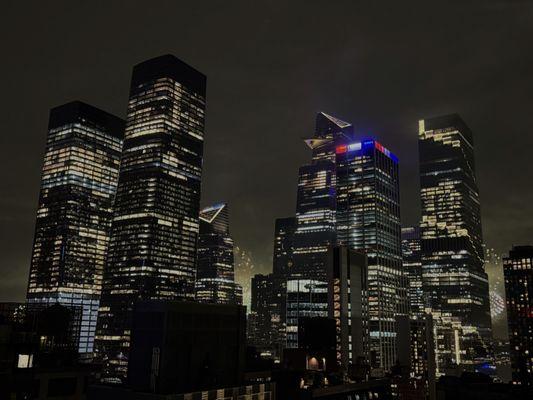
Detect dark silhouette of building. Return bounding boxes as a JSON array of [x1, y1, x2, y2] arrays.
[[88, 382, 275, 400], [248, 274, 285, 360], [283, 316, 337, 372], [503, 245, 533, 386], [0, 302, 94, 399], [326, 247, 367, 373], [95, 55, 206, 383], [278, 317, 338, 399], [403, 314, 437, 399], [127, 300, 246, 394], [195, 203, 242, 305], [26, 101, 124, 359], [418, 115, 492, 370], [272, 217, 296, 327], [278, 317, 392, 400], [273, 217, 297, 277], [248, 217, 296, 360], [299, 316, 337, 367], [436, 372, 533, 399], [309, 380, 392, 400], [286, 279, 329, 349], [0, 302, 80, 368], [389, 361, 427, 400]]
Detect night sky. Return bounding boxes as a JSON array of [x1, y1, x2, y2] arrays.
[[2, 1, 533, 311]]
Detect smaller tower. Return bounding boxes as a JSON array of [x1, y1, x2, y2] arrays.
[[503, 245, 533, 386], [195, 203, 243, 305]]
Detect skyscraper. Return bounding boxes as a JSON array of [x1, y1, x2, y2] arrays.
[[272, 217, 296, 326], [401, 227, 437, 393], [280, 112, 405, 374], [418, 114, 491, 367], [292, 112, 355, 280], [27, 101, 124, 359], [195, 203, 242, 305], [248, 273, 285, 359], [335, 138, 405, 373], [95, 55, 206, 382], [407, 314, 436, 398], [401, 226, 424, 316], [271, 113, 351, 362], [503, 246, 533, 386], [248, 218, 295, 360], [273, 217, 296, 277]]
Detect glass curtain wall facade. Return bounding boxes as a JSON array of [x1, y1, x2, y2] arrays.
[[272, 217, 296, 328], [418, 114, 491, 368], [248, 273, 285, 360], [401, 226, 425, 316], [503, 246, 533, 386], [292, 112, 355, 280], [335, 139, 405, 373], [95, 55, 206, 383], [283, 112, 405, 374], [286, 279, 329, 349], [273, 217, 296, 277], [195, 203, 242, 305], [27, 101, 124, 359], [248, 218, 296, 360]]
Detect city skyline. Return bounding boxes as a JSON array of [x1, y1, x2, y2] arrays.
[[2, 3, 533, 397], [3, 2, 533, 303], [0, 0, 533, 400]]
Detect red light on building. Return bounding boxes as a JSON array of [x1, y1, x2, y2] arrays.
[[336, 145, 347, 154]]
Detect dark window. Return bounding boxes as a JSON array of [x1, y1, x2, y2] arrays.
[[47, 377, 77, 396]]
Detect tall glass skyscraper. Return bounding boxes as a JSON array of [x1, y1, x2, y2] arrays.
[[503, 246, 533, 386], [281, 112, 406, 374], [195, 203, 242, 305], [418, 114, 491, 366], [273, 217, 296, 277], [248, 217, 295, 360], [401, 226, 424, 316], [335, 139, 405, 372], [27, 101, 124, 359], [401, 226, 437, 394], [95, 55, 206, 382], [248, 273, 286, 360], [292, 112, 355, 280], [272, 217, 296, 324]]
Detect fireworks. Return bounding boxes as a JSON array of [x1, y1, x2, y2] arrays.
[[234, 245, 256, 309], [490, 291, 505, 318]]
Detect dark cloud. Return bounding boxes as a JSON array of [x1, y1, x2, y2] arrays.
[[1, 1, 533, 300]]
